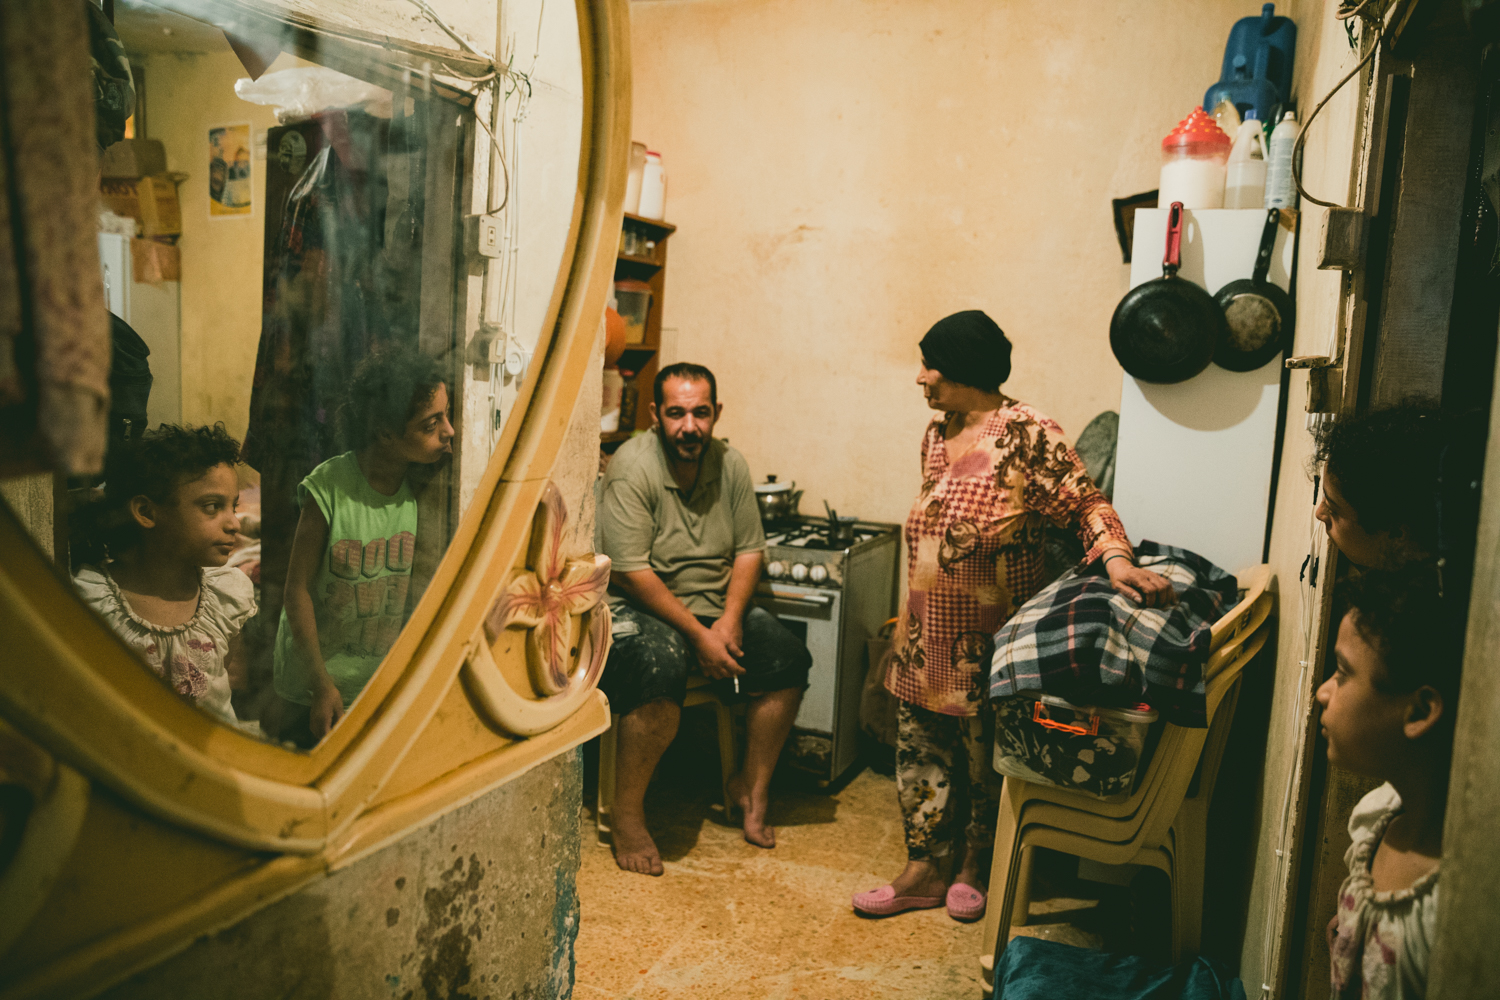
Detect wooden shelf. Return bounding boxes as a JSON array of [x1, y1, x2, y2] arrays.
[[622, 212, 676, 236], [612, 213, 674, 436]]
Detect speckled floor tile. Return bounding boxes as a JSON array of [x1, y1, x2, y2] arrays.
[[575, 731, 1165, 999]]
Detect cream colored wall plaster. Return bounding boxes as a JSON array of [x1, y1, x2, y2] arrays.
[[1237, 0, 1365, 988], [628, 0, 1250, 525]]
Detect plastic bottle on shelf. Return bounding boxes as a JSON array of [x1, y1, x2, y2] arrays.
[[1158, 108, 1232, 210], [1211, 97, 1242, 141], [637, 151, 666, 220], [1224, 112, 1268, 209], [1264, 110, 1300, 209]]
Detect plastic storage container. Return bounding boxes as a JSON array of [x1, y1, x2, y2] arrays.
[[637, 151, 666, 220], [1203, 3, 1297, 126], [992, 693, 1159, 801], [613, 279, 652, 344], [623, 142, 647, 215], [1158, 109, 1232, 210], [1224, 113, 1268, 209]]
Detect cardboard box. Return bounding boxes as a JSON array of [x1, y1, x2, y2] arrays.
[[100, 138, 167, 178], [99, 174, 182, 237], [130, 238, 180, 284]]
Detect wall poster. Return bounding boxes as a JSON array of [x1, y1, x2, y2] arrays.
[[209, 122, 253, 217]]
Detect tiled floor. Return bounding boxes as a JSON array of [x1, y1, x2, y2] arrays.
[[574, 711, 1157, 999]]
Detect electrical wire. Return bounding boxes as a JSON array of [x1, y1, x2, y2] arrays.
[[403, 0, 484, 57], [1292, 2, 1388, 208]]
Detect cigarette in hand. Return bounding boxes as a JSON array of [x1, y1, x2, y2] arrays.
[[733, 677, 740, 694]]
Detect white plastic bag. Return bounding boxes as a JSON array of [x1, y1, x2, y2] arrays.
[[234, 67, 392, 123]]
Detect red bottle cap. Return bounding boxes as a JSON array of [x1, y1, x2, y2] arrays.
[[1161, 108, 1231, 155]]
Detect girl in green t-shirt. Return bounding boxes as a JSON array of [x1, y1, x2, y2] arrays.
[[274, 347, 453, 745]]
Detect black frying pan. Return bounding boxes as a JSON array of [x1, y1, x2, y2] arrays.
[[1109, 202, 1226, 384], [1214, 208, 1294, 372]]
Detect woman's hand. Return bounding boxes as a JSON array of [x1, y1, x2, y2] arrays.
[[1104, 554, 1177, 608]]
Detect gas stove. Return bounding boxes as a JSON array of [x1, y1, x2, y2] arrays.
[[753, 515, 900, 784], [764, 521, 890, 549], [762, 516, 900, 589]]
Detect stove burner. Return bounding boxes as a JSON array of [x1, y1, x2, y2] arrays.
[[765, 521, 887, 549]]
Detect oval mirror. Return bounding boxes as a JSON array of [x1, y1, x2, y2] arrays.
[[59, 0, 585, 751]]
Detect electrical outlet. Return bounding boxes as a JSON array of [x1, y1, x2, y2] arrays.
[[467, 214, 502, 258]]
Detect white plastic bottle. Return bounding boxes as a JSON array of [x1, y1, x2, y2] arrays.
[[1224, 113, 1268, 209], [1264, 111, 1300, 210], [637, 151, 666, 220]]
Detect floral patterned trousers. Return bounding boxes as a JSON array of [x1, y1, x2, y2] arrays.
[[896, 701, 1002, 861]]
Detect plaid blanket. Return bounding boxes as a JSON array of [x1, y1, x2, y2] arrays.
[[987, 541, 1238, 727]]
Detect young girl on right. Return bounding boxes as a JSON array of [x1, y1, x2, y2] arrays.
[[272, 346, 453, 747], [1317, 564, 1464, 1000], [1315, 402, 1485, 570]]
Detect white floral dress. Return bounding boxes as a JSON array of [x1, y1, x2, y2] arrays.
[[1330, 783, 1440, 1000], [74, 565, 257, 727]]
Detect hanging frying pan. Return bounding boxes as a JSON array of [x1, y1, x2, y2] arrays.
[[1213, 208, 1294, 372], [1109, 202, 1226, 384]]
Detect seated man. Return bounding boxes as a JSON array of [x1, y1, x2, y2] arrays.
[[596, 362, 810, 876]]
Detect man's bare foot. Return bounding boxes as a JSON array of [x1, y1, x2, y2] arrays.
[[726, 773, 775, 848], [890, 859, 947, 899], [611, 812, 664, 876]]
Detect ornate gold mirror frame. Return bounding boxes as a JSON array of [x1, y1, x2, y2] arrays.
[[0, 1, 629, 995]]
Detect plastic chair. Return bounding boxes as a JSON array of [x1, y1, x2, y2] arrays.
[[978, 565, 1273, 987], [595, 675, 739, 844]]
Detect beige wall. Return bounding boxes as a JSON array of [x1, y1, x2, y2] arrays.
[[629, 0, 1250, 525], [1239, 0, 1366, 988], [140, 46, 290, 447]]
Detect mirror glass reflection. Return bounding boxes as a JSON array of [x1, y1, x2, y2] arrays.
[[66, 0, 583, 749]]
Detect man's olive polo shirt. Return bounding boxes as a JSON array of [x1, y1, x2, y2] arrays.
[[595, 432, 766, 615]]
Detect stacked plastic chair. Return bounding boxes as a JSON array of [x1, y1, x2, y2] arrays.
[[978, 565, 1274, 990]]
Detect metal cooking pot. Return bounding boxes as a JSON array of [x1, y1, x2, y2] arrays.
[[754, 475, 802, 523]]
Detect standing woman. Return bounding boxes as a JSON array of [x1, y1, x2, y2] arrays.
[[853, 311, 1174, 922]]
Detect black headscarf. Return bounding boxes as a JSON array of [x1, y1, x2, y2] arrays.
[[919, 310, 1012, 392]]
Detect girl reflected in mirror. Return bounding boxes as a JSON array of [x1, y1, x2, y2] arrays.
[[269, 346, 453, 747], [73, 424, 257, 729]]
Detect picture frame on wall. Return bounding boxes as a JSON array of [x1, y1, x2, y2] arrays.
[[208, 122, 253, 217]]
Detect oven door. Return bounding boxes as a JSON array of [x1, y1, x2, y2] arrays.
[[752, 582, 842, 737]]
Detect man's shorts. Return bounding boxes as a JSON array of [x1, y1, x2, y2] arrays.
[[598, 602, 812, 717]]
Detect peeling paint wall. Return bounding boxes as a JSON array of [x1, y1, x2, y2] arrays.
[[99, 751, 585, 1000], [98, 321, 604, 999]]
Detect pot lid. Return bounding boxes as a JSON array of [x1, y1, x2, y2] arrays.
[[754, 476, 793, 494]]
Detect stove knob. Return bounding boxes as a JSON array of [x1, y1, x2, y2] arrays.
[[790, 562, 809, 582], [766, 560, 787, 579], [809, 564, 829, 584]]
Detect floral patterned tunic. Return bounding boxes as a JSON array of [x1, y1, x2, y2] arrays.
[[74, 564, 257, 726], [1330, 783, 1439, 1000], [885, 400, 1131, 716]]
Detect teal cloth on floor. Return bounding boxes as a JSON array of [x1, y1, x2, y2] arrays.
[[993, 937, 1247, 1000]]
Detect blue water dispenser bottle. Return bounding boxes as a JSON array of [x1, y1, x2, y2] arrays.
[[1203, 4, 1297, 125]]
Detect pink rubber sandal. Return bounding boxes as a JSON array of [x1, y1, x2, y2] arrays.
[[945, 882, 987, 922], [852, 884, 946, 917]]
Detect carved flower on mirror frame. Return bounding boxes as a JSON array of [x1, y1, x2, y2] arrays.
[[483, 482, 611, 700]]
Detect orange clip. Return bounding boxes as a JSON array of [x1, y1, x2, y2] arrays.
[[1031, 701, 1100, 736]]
